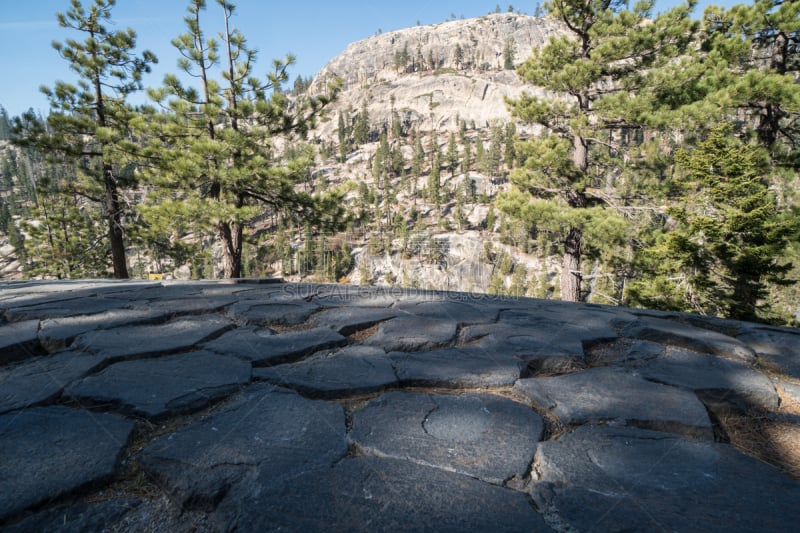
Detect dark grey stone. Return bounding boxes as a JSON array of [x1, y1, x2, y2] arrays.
[[621, 317, 755, 362], [4, 297, 129, 322], [515, 367, 712, 438], [206, 326, 346, 366], [63, 351, 251, 418], [363, 316, 458, 351], [38, 308, 170, 352], [254, 345, 397, 397], [201, 325, 276, 359], [0, 319, 43, 365], [226, 300, 319, 326], [636, 349, 779, 411], [0, 351, 97, 414], [127, 295, 237, 315], [0, 406, 134, 523], [737, 327, 800, 380], [394, 299, 500, 325], [3, 499, 141, 532], [309, 306, 398, 334], [530, 425, 800, 533], [215, 456, 551, 532], [70, 315, 233, 361], [137, 385, 347, 511], [350, 391, 544, 484], [391, 346, 524, 388], [459, 324, 585, 374]]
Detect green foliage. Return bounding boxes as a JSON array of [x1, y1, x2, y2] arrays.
[[140, 0, 340, 278], [628, 126, 799, 322], [11, 0, 157, 278]]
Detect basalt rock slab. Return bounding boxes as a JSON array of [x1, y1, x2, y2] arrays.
[[390, 346, 524, 388], [3, 499, 142, 533], [363, 316, 458, 352], [0, 406, 134, 523], [0, 351, 97, 414], [214, 455, 551, 532], [634, 348, 779, 411], [38, 308, 171, 352], [70, 315, 233, 361], [3, 297, 129, 322], [136, 385, 347, 511], [309, 306, 398, 335], [225, 300, 319, 326], [63, 351, 251, 419], [737, 327, 800, 380], [254, 345, 397, 397], [349, 391, 544, 484], [515, 367, 712, 438], [206, 326, 346, 366], [394, 299, 501, 325], [621, 317, 756, 363], [459, 322, 588, 360], [0, 319, 43, 365], [530, 425, 800, 532]]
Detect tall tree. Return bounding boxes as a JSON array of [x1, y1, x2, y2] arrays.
[[142, 0, 339, 278], [505, 0, 696, 301], [628, 126, 798, 322], [699, 0, 800, 157], [13, 0, 156, 278]]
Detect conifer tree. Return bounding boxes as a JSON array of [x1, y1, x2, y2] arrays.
[[13, 0, 156, 278], [628, 126, 798, 322], [142, 0, 339, 278], [505, 0, 696, 301]]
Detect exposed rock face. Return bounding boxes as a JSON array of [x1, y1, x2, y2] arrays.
[[1, 279, 799, 531], [310, 13, 563, 138]]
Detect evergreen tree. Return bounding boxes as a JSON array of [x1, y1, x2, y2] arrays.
[[446, 132, 459, 177], [12, 0, 156, 278], [353, 102, 370, 145], [628, 126, 798, 322], [505, 0, 696, 301], [142, 0, 339, 278], [0, 107, 10, 140]]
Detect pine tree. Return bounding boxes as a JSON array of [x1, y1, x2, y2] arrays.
[[505, 0, 697, 301], [142, 0, 339, 278], [628, 125, 798, 322], [446, 132, 459, 177], [12, 0, 156, 278]]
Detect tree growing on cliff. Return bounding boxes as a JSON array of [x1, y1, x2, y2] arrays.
[[503, 0, 697, 301], [140, 0, 340, 278], [12, 0, 156, 278]]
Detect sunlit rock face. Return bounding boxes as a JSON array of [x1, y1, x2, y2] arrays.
[[310, 13, 564, 139], [1, 280, 799, 532]]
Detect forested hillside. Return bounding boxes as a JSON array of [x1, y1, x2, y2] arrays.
[[1, 0, 798, 325]]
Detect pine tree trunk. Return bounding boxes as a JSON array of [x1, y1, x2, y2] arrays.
[[561, 226, 582, 302], [104, 165, 129, 279], [218, 219, 243, 279]]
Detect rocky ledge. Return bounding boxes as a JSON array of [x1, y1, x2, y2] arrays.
[[1, 280, 799, 532]]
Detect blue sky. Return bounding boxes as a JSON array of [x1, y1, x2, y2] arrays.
[[0, 0, 740, 118]]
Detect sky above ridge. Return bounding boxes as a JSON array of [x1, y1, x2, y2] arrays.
[[0, 0, 740, 118]]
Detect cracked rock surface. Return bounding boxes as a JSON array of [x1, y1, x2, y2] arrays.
[[0, 280, 798, 531]]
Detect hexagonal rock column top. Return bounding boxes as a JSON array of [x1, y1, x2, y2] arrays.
[[362, 316, 458, 352], [136, 385, 347, 511], [0, 406, 134, 523], [254, 345, 397, 398], [69, 315, 234, 361], [514, 367, 713, 439], [214, 456, 550, 532], [530, 425, 800, 532], [349, 391, 544, 485], [63, 351, 252, 419], [633, 348, 779, 412]]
